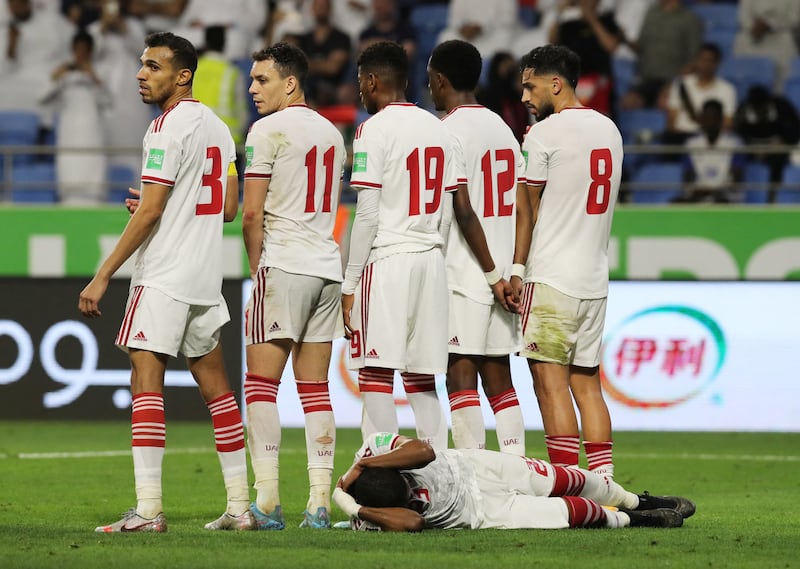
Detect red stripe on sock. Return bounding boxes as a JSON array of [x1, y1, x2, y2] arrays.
[[244, 373, 280, 405], [550, 465, 587, 496], [297, 380, 333, 413], [584, 441, 614, 471], [448, 389, 481, 411], [400, 372, 435, 393], [131, 392, 165, 448], [358, 367, 394, 393], [487, 388, 520, 413], [545, 435, 580, 467], [562, 496, 606, 528], [207, 392, 245, 452]]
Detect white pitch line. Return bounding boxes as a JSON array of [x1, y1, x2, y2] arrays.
[[2, 449, 797, 462], [9, 447, 303, 460]]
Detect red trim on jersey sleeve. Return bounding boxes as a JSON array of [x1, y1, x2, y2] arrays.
[[444, 184, 459, 192], [456, 177, 468, 183], [350, 180, 382, 189], [244, 173, 271, 179], [526, 179, 546, 185], [517, 176, 526, 183], [389, 434, 402, 450], [141, 175, 174, 186]]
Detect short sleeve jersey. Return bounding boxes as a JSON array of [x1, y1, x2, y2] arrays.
[[522, 107, 623, 299], [350, 103, 458, 261], [244, 105, 346, 282], [441, 105, 525, 304], [667, 75, 737, 134], [134, 99, 236, 305], [355, 433, 478, 530]]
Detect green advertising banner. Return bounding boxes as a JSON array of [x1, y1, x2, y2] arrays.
[[0, 206, 797, 280]]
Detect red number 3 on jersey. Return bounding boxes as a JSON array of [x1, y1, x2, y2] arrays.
[[196, 146, 223, 216]]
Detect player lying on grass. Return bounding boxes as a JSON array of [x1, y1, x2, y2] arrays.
[[333, 433, 695, 531]]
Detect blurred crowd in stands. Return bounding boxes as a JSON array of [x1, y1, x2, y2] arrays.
[[2, 0, 800, 205]]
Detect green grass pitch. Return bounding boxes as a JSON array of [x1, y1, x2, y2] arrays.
[[1, 421, 798, 569]]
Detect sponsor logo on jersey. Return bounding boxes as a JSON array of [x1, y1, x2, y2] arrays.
[[375, 433, 393, 447], [145, 148, 165, 170], [525, 342, 539, 352], [601, 305, 726, 409], [448, 336, 460, 346], [245, 145, 254, 168], [353, 152, 368, 173], [269, 321, 281, 333], [365, 348, 379, 358], [132, 330, 147, 342], [522, 150, 529, 169]]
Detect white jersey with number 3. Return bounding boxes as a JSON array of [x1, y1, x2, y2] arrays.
[[134, 99, 236, 305], [350, 103, 458, 261], [442, 105, 525, 304], [522, 107, 623, 299], [244, 104, 346, 282]]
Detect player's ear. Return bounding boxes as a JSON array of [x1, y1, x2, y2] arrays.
[[285, 74, 298, 95], [176, 68, 193, 87], [551, 75, 563, 96]]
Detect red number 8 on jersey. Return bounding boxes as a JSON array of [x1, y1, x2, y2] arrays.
[[587, 148, 612, 215]]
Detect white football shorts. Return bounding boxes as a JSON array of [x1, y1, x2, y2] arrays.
[[348, 249, 448, 374], [447, 291, 521, 356], [245, 267, 343, 345], [115, 285, 230, 358], [519, 282, 607, 367]]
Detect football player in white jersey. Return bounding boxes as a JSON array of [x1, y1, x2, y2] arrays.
[[342, 41, 457, 450], [79, 33, 250, 532], [240, 42, 347, 531], [427, 40, 527, 455], [332, 433, 694, 531], [514, 45, 623, 478]]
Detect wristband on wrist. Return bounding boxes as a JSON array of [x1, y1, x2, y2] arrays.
[[484, 268, 501, 286], [333, 487, 361, 518], [510, 263, 525, 279]]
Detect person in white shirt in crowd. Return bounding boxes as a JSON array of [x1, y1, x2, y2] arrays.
[[437, 0, 518, 60]]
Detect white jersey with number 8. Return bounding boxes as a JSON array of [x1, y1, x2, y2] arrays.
[[522, 107, 623, 299], [134, 99, 236, 305]]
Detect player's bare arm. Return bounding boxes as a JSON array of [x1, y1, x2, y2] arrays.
[[451, 184, 515, 313], [241, 177, 268, 278], [79, 183, 169, 318], [511, 181, 534, 304], [223, 171, 239, 222], [358, 506, 425, 532], [341, 293, 354, 339], [359, 436, 436, 471]]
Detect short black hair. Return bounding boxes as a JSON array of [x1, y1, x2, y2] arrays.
[[348, 468, 409, 509], [357, 40, 408, 88], [429, 40, 482, 92], [253, 42, 309, 85], [204, 25, 226, 53], [145, 32, 198, 76], [519, 44, 581, 90], [72, 30, 94, 51], [699, 42, 722, 62]]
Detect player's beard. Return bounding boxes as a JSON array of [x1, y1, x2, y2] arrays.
[[535, 100, 555, 121]]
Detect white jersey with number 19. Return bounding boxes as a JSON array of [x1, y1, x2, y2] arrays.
[[350, 103, 459, 261], [244, 104, 346, 282], [442, 105, 525, 305], [522, 107, 623, 299], [134, 99, 236, 305]]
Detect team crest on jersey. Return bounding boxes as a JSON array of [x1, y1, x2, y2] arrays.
[[245, 145, 254, 168], [146, 148, 165, 170], [353, 152, 367, 173]]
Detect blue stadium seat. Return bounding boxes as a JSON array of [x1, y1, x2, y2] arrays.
[[612, 57, 636, 101], [616, 109, 667, 144], [704, 28, 736, 62], [742, 162, 771, 204], [719, 56, 777, 102], [107, 164, 138, 204], [0, 111, 40, 165], [410, 4, 449, 101], [783, 76, 800, 112], [775, 164, 800, 203], [691, 3, 738, 32], [628, 163, 683, 204], [11, 163, 57, 203]]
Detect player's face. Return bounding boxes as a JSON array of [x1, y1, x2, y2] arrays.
[[520, 67, 555, 120], [249, 59, 289, 115], [357, 68, 379, 115], [426, 64, 445, 112], [136, 46, 182, 106]]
